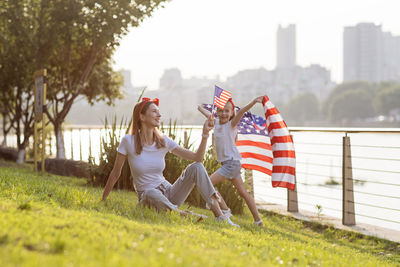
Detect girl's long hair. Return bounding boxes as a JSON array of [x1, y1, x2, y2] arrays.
[[128, 100, 165, 155]]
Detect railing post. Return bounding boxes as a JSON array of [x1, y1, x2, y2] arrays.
[[49, 133, 52, 156], [342, 134, 356, 225], [184, 130, 188, 148], [99, 129, 103, 161], [88, 128, 92, 159], [287, 185, 298, 212], [287, 134, 298, 212], [79, 129, 82, 161], [245, 169, 254, 198], [70, 129, 74, 160]]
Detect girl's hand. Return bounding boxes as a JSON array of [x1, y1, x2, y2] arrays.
[[252, 96, 264, 105]]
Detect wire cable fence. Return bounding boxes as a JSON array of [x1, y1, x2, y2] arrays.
[[255, 128, 400, 230]]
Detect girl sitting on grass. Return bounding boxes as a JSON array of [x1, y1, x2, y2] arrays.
[[198, 96, 264, 227]]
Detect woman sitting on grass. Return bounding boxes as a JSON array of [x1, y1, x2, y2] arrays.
[[102, 97, 238, 226]]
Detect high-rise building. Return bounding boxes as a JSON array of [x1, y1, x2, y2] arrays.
[[382, 32, 400, 81], [276, 24, 296, 69], [343, 23, 400, 83]]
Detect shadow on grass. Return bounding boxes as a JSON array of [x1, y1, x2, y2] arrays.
[[259, 209, 400, 258]]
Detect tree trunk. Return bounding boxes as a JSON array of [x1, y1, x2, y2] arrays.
[[1, 135, 7, 147], [2, 116, 6, 147], [54, 122, 65, 159], [17, 148, 25, 164]]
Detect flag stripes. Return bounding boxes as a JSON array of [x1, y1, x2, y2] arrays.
[[213, 85, 232, 110], [203, 93, 296, 190]]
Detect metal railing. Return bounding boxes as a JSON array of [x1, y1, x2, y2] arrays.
[[278, 127, 400, 228]]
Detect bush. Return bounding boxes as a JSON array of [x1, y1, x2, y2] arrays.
[[88, 116, 133, 191], [38, 158, 90, 178], [0, 147, 18, 161]]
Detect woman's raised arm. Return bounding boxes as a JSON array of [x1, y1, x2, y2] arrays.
[[172, 115, 214, 162], [102, 152, 127, 200]]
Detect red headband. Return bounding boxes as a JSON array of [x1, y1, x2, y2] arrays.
[[139, 97, 159, 114], [227, 98, 235, 110]]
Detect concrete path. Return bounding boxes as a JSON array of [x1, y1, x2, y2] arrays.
[[257, 202, 400, 244]]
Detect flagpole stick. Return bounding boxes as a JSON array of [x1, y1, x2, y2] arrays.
[[211, 85, 217, 116]]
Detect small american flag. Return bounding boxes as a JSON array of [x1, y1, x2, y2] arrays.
[[203, 95, 296, 190], [213, 85, 232, 110]]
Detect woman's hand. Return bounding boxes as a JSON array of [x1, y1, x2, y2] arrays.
[[203, 115, 214, 135]]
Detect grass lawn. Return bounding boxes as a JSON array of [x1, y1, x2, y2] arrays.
[[0, 160, 399, 266]]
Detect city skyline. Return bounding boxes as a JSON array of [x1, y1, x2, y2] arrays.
[[113, 0, 400, 90]]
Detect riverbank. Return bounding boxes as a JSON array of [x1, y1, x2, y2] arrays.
[[0, 162, 399, 266]]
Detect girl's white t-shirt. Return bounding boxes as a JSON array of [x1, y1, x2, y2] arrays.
[[117, 134, 178, 192], [214, 119, 242, 163]]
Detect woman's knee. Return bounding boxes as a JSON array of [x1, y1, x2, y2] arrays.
[[187, 162, 205, 173], [185, 162, 207, 180]]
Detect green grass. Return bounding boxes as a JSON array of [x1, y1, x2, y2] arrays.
[[0, 160, 399, 266]]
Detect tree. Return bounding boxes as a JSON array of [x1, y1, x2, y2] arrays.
[[285, 92, 319, 125], [41, 0, 168, 159], [0, 1, 40, 162], [374, 84, 400, 115], [323, 81, 374, 116], [0, 0, 168, 161], [328, 89, 375, 123]]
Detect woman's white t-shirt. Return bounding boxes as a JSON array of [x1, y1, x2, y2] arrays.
[[117, 134, 178, 192]]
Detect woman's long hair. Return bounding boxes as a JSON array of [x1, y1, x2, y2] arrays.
[[128, 100, 165, 154]]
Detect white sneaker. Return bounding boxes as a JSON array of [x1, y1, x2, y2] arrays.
[[253, 219, 263, 227], [216, 215, 240, 227], [221, 208, 232, 218]]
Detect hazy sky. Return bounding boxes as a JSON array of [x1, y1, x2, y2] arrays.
[[113, 0, 400, 90]]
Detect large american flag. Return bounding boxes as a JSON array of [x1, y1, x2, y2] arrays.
[[203, 95, 296, 190], [213, 85, 232, 110]]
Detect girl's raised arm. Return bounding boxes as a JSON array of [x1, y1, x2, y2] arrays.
[[231, 96, 263, 128]]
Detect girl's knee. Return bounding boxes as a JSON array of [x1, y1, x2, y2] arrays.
[[238, 189, 247, 198]]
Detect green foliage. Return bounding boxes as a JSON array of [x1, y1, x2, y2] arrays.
[[0, 0, 169, 158], [0, 164, 399, 266], [323, 81, 374, 115], [374, 84, 400, 115], [88, 116, 133, 190], [285, 92, 319, 125], [328, 88, 376, 123]]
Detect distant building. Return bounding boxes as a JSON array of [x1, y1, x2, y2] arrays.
[[225, 64, 334, 104], [224, 24, 334, 104], [343, 23, 400, 83], [151, 69, 220, 123], [382, 32, 400, 81], [159, 68, 183, 90], [277, 24, 296, 69]]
